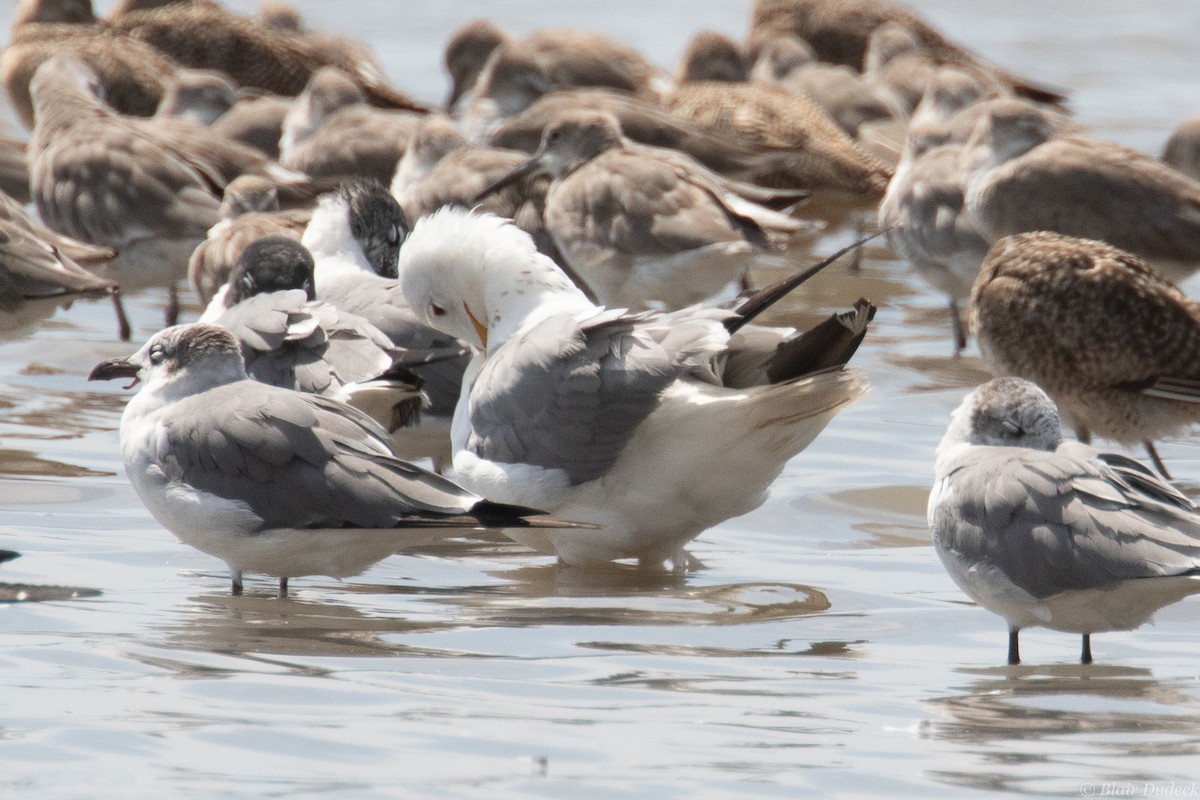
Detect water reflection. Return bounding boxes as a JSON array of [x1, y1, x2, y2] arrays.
[[159, 558, 839, 660], [924, 666, 1200, 792]]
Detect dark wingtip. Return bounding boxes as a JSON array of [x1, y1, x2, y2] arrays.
[[726, 231, 886, 334], [470, 500, 600, 529], [0, 549, 20, 565]]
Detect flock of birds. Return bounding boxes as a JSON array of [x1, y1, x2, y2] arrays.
[[4, 0, 1200, 666]]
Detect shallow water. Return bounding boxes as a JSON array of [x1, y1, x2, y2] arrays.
[[3, 2, 1200, 797]]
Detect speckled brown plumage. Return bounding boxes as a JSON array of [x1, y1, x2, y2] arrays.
[[748, 0, 1065, 106], [666, 81, 890, 195], [2, 27, 178, 127], [106, 3, 425, 112], [971, 231, 1200, 455]]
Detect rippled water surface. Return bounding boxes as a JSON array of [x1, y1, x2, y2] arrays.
[[3, 2, 1200, 797]]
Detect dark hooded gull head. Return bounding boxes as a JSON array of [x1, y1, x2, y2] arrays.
[[302, 178, 408, 280], [942, 377, 1064, 452], [223, 236, 316, 308], [397, 207, 591, 351], [89, 323, 247, 396]]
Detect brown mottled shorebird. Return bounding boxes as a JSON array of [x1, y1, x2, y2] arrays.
[[879, 142, 988, 353], [0, 189, 117, 303], [395, 142, 562, 271], [477, 109, 807, 310], [750, 35, 895, 138], [279, 67, 422, 185], [106, 1, 425, 112], [3, 8, 178, 128], [210, 92, 291, 159], [255, 0, 388, 86], [1163, 116, 1200, 183], [970, 231, 1200, 477], [0, 134, 31, 203], [28, 53, 304, 287], [154, 67, 237, 125], [444, 19, 663, 112], [188, 175, 311, 305], [666, 79, 891, 195], [0, 189, 128, 337], [860, 22, 939, 119], [963, 100, 1200, 284], [747, 0, 1066, 106], [389, 114, 468, 199], [675, 30, 749, 84]]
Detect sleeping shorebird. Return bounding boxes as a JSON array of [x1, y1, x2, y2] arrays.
[[970, 231, 1200, 478], [476, 109, 809, 310]]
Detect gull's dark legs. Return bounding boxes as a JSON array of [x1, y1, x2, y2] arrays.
[[1007, 628, 1020, 665], [1081, 634, 1093, 665], [278, 577, 289, 598]]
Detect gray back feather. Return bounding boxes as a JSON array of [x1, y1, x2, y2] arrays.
[[157, 381, 480, 527], [933, 444, 1200, 598]]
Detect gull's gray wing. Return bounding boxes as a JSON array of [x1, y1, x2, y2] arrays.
[[156, 381, 481, 528], [317, 271, 470, 416], [466, 309, 682, 484], [215, 290, 395, 395], [932, 445, 1200, 599]]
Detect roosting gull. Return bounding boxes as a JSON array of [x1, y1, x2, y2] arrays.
[[399, 207, 874, 567], [930, 377, 1200, 665], [88, 323, 584, 597]]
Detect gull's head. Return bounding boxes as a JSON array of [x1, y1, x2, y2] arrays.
[[302, 178, 408, 279], [944, 377, 1063, 451], [963, 99, 1055, 170], [398, 208, 590, 352], [444, 19, 507, 111], [224, 236, 316, 307], [88, 324, 247, 397]]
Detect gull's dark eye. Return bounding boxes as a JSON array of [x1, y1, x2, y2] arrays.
[[430, 302, 447, 318]]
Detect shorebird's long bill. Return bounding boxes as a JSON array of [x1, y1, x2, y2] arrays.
[[472, 156, 541, 204], [88, 357, 140, 388]]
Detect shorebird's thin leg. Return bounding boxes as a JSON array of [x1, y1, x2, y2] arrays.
[[231, 571, 243, 596], [112, 290, 132, 342], [278, 577, 289, 598], [1080, 634, 1093, 665], [949, 299, 967, 354], [1144, 441, 1172, 480], [849, 214, 865, 272], [1007, 628, 1021, 665], [165, 283, 180, 327]]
